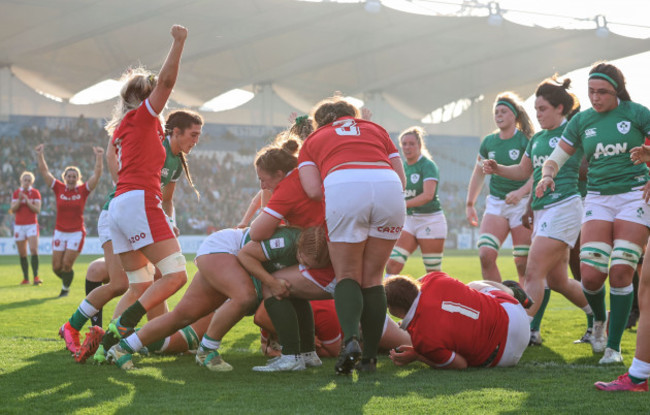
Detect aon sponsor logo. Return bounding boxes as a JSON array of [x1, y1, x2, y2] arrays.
[[404, 189, 417, 198], [593, 142, 627, 159], [532, 155, 548, 168]]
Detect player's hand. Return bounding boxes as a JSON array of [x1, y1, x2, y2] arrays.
[[288, 112, 298, 124], [466, 205, 479, 227], [34, 144, 44, 155], [361, 107, 372, 121], [535, 176, 555, 198], [271, 279, 291, 300], [630, 145, 650, 165], [172, 226, 180, 237], [643, 181, 650, 204], [522, 205, 534, 229], [93, 146, 105, 156], [171, 25, 188, 42], [482, 159, 498, 175], [505, 190, 522, 205], [389, 345, 418, 366]]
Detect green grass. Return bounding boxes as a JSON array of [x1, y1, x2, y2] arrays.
[[0, 253, 646, 414]]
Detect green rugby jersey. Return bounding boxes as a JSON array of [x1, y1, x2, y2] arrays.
[[161, 136, 183, 188], [242, 226, 301, 273], [479, 130, 529, 199], [562, 100, 650, 195], [404, 155, 442, 215], [526, 123, 582, 210]]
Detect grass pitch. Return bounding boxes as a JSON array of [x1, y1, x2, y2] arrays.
[[0, 252, 646, 414]]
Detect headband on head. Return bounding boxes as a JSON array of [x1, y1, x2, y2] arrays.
[[589, 72, 619, 90], [496, 100, 518, 118]]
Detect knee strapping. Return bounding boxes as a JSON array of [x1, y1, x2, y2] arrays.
[[422, 253, 443, 272], [477, 233, 501, 251], [126, 263, 155, 284], [513, 245, 530, 258], [580, 242, 612, 274], [611, 239, 643, 269], [180, 325, 200, 351], [156, 252, 187, 276], [389, 246, 410, 264]]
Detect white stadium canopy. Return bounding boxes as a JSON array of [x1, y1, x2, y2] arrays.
[[1, 0, 649, 135]]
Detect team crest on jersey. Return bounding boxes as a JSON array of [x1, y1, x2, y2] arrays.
[[488, 151, 496, 159], [410, 173, 420, 184], [549, 137, 560, 148], [585, 128, 597, 138], [617, 121, 631, 134], [269, 238, 285, 249], [161, 167, 169, 178], [509, 149, 520, 160]]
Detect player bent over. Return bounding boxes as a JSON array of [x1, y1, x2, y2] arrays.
[[386, 273, 530, 369]]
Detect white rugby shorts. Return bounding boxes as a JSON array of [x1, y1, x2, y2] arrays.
[[402, 211, 447, 240], [323, 169, 406, 243]]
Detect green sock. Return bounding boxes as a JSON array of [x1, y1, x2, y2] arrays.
[[530, 288, 551, 331], [60, 270, 74, 289], [359, 285, 387, 360], [69, 309, 89, 331], [291, 298, 315, 353], [629, 374, 647, 384], [583, 286, 607, 322], [119, 338, 135, 353], [19, 256, 29, 280], [587, 313, 594, 329], [264, 297, 300, 355], [334, 279, 363, 343], [607, 287, 634, 351], [31, 255, 39, 278], [120, 300, 147, 328], [102, 329, 118, 350]]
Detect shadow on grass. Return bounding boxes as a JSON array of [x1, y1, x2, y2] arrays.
[[0, 296, 57, 313]]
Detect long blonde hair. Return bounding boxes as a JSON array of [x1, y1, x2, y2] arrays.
[[105, 67, 162, 136], [399, 126, 433, 160]]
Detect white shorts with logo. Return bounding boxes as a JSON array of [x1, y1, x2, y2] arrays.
[[108, 190, 175, 254], [97, 210, 112, 246], [324, 169, 406, 243], [402, 211, 447, 240], [52, 229, 85, 252], [496, 301, 530, 367], [583, 190, 650, 227], [532, 196, 583, 248], [195, 228, 245, 259], [13, 223, 39, 241], [483, 195, 528, 229]]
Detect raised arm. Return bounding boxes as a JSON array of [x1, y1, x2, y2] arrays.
[[238, 190, 263, 229], [85, 146, 104, 192], [148, 25, 188, 114], [34, 144, 55, 188]]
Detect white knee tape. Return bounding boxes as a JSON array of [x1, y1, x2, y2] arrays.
[[389, 246, 410, 264], [611, 239, 643, 269], [513, 245, 530, 258], [477, 233, 501, 251], [579, 242, 612, 274], [126, 263, 155, 284], [156, 251, 187, 276], [422, 254, 442, 272]]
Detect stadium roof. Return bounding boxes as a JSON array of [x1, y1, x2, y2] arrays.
[[1, 0, 649, 135]]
